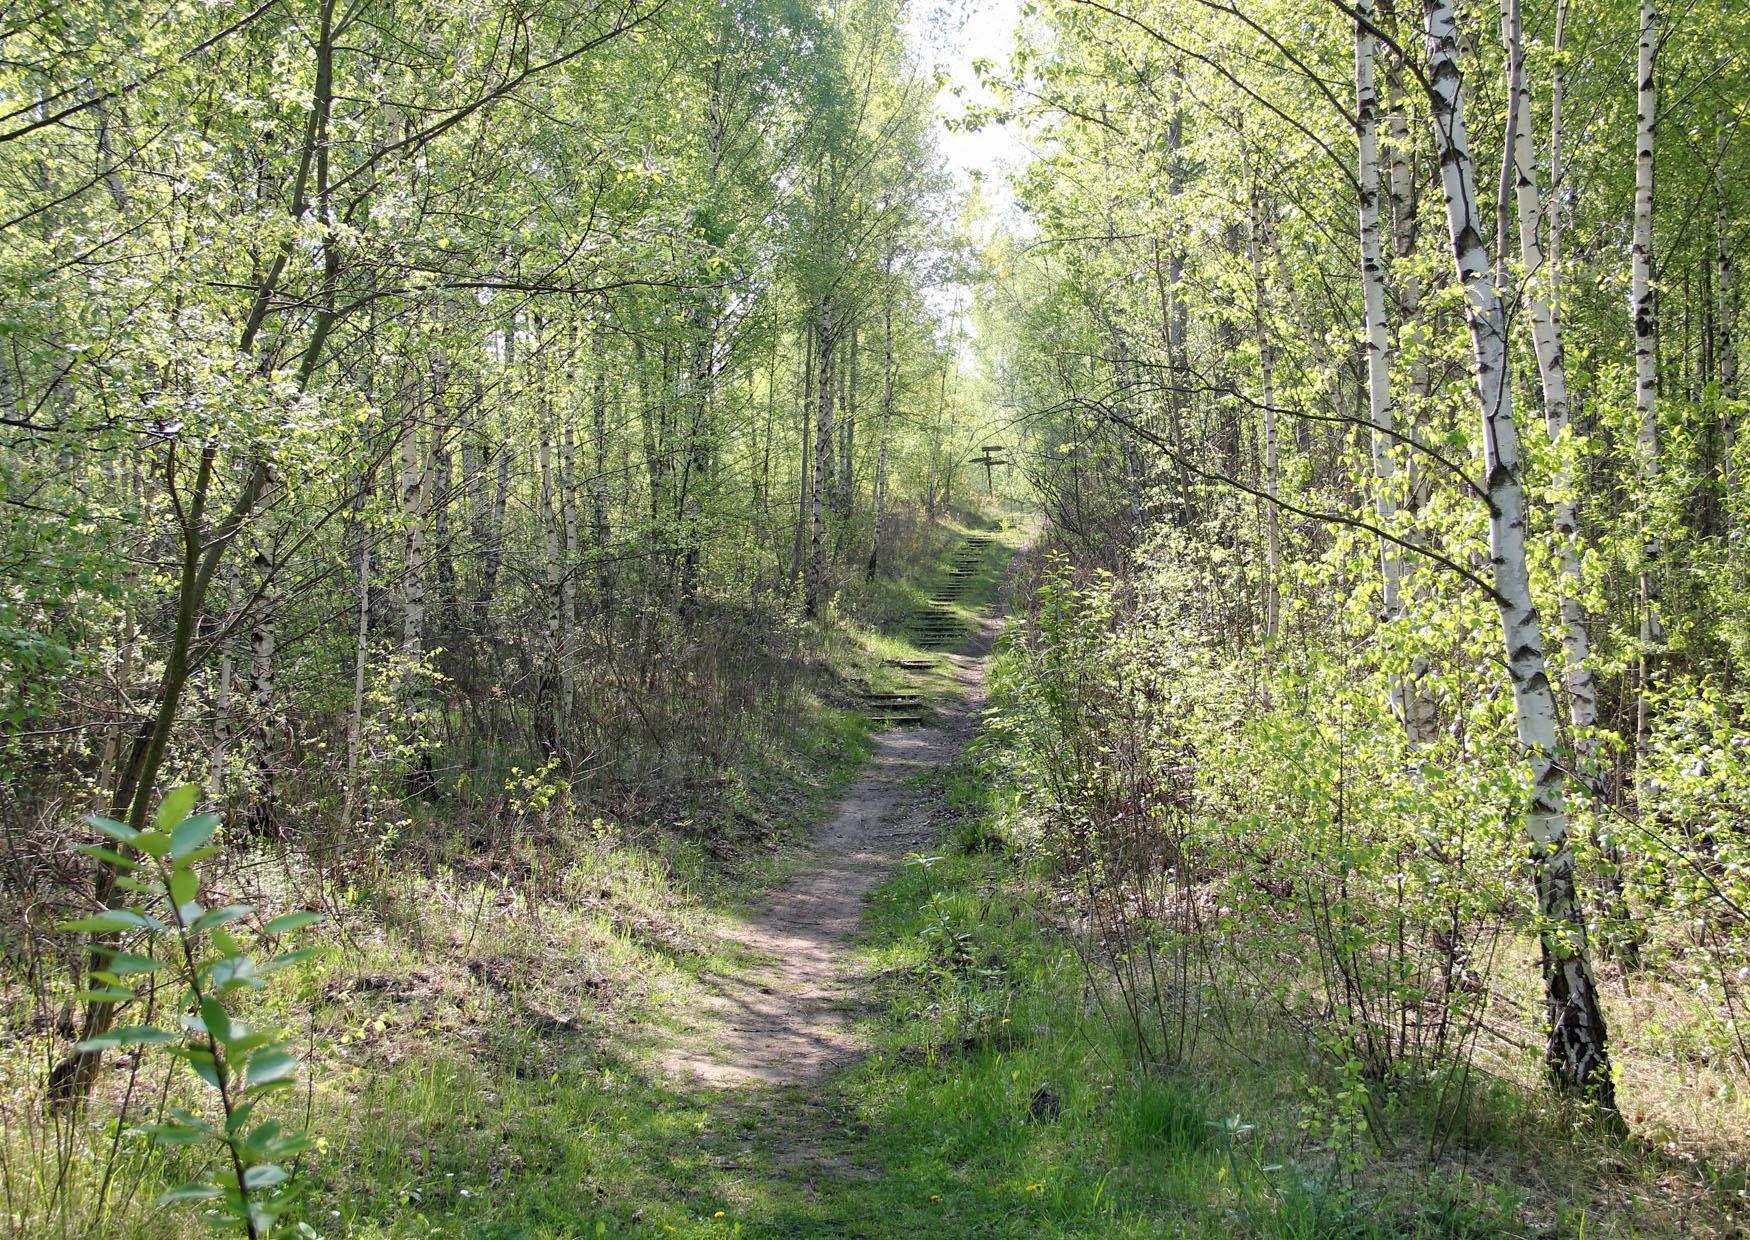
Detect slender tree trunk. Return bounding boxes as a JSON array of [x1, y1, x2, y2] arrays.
[[50, 446, 270, 1104], [463, 375, 488, 643], [1358, 0, 1433, 742], [840, 322, 856, 521], [340, 477, 372, 834], [1250, 185, 1281, 639], [592, 322, 611, 613], [538, 353, 565, 755], [1382, 0, 1427, 408], [399, 382, 428, 663], [808, 303, 836, 617], [1164, 73, 1190, 520], [480, 326, 513, 631], [1424, 0, 1614, 1106], [868, 288, 895, 581], [1510, 0, 1636, 958], [431, 423, 457, 641], [561, 393, 580, 631], [1633, 0, 1663, 764], [792, 322, 813, 586], [246, 501, 278, 835], [397, 367, 433, 795]]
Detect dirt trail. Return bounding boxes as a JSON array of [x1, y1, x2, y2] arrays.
[[660, 552, 1014, 1088]]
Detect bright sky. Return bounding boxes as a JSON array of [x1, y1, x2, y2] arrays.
[[907, 0, 1029, 234]]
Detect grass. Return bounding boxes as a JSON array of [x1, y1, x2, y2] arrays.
[[14, 507, 1742, 1238]]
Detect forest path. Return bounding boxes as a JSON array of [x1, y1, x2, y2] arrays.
[[658, 539, 1016, 1088]]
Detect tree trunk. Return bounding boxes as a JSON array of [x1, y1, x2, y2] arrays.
[[397, 367, 433, 795], [1424, 0, 1614, 1107], [1250, 185, 1281, 640], [340, 475, 372, 835], [245, 497, 279, 836], [839, 322, 856, 521], [592, 322, 611, 613], [1632, 0, 1663, 764], [1358, 0, 1434, 743], [538, 351, 565, 756], [808, 303, 836, 617], [868, 288, 895, 581], [1510, 0, 1637, 960], [792, 321, 813, 587], [480, 326, 514, 631]]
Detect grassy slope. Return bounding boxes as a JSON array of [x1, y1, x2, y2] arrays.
[[31, 509, 1741, 1238], [278, 514, 1023, 1237]]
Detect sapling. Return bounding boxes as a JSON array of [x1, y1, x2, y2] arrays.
[[63, 783, 321, 1238]]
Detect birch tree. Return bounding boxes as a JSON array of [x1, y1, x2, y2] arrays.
[[1423, 0, 1613, 1102]]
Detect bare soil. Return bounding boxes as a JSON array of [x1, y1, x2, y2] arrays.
[[660, 562, 1011, 1087]]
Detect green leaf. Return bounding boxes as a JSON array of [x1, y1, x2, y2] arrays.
[[168, 867, 198, 908], [199, 997, 233, 1045], [245, 1050, 297, 1089], [261, 911, 322, 935], [59, 909, 160, 933], [192, 904, 253, 932], [85, 814, 139, 842], [240, 1117, 280, 1148], [91, 950, 161, 976], [156, 1183, 224, 1204], [211, 927, 244, 959], [169, 812, 220, 860], [137, 1122, 211, 1147], [71, 986, 136, 1002], [206, 955, 263, 992], [76, 845, 138, 870], [260, 947, 317, 974], [133, 830, 170, 859], [242, 1164, 288, 1191], [167, 1045, 223, 1089], [228, 1029, 271, 1055], [153, 784, 198, 833], [74, 1024, 177, 1052]]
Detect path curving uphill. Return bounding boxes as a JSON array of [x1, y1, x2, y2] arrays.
[[660, 534, 1016, 1087]]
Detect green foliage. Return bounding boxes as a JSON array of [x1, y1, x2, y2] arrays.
[[64, 785, 321, 1237]]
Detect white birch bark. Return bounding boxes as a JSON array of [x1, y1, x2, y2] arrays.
[[480, 325, 514, 631], [1506, 0, 1599, 790], [808, 302, 836, 617], [537, 344, 564, 746], [591, 322, 610, 609], [1357, 0, 1432, 741], [1250, 186, 1281, 639], [1633, 0, 1663, 759], [214, 641, 233, 799], [840, 324, 857, 521], [1424, 0, 1614, 1103], [246, 480, 279, 833], [1511, 0, 1636, 952], [867, 286, 894, 581], [792, 322, 813, 587], [561, 378, 579, 631], [398, 376, 428, 663], [340, 484, 371, 832]]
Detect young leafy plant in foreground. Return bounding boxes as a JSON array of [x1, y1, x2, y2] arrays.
[[63, 783, 322, 1239]]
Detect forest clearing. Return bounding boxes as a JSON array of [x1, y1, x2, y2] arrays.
[[2, 0, 1749, 1234]]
